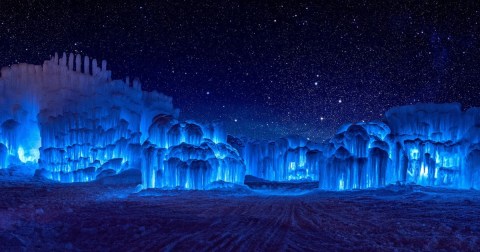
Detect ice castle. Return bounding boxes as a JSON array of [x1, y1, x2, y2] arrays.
[[0, 54, 479, 189]]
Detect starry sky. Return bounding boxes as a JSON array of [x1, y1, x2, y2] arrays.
[[1, 0, 479, 141]]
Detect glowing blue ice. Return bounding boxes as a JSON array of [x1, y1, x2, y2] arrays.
[[0, 53, 244, 189], [0, 54, 479, 190], [232, 105, 480, 190]]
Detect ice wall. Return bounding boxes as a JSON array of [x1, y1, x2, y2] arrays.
[[386, 103, 480, 189], [231, 105, 480, 191], [315, 121, 390, 190], [318, 104, 480, 190], [144, 119, 245, 189], [0, 53, 178, 182], [0, 53, 245, 189], [228, 135, 324, 181], [1, 54, 479, 190]]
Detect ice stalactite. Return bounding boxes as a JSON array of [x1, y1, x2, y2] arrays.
[[325, 122, 390, 189], [27, 53, 177, 182]]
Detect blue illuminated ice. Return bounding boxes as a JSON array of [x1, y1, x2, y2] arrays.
[[0, 53, 244, 189], [385, 103, 480, 189], [315, 104, 480, 189], [233, 105, 480, 190], [0, 54, 479, 190], [228, 135, 323, 181]]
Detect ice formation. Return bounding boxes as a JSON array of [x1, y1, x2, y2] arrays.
[[0, 53, 244, 189], [0, 54, 479, 190], [228, 135, 322, 181], [385, 104, 480, 189], [228, 106, 480, 190]]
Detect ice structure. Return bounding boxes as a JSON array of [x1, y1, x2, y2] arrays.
[[1, 54, 479, 190], [0, 53, 244, 189], [232, 103, 480, 190], [143, 120, 244, 189], [320, 121, 392, 190], [385, 103, 480, 189], [228, 135, 323, 181]]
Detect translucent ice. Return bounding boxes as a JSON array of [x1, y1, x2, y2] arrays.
[[1, 54, 479, 190], [228, 104, 480, 190], [0, 53, 244, 189]]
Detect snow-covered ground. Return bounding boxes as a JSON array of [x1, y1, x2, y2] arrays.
[[0, 178, 479, 251]]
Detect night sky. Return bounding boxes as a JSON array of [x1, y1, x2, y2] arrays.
[[1, 0, 479, 141]]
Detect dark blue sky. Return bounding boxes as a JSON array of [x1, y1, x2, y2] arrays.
[[1, 0, 479, 141]]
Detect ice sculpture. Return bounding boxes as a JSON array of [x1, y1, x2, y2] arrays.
[[0, 53, 245, 189]]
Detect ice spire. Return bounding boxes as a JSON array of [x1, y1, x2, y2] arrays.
[[75, 54, 81, 72], [101, 60, 107, 72], [84, 56, 90, 75], [92, 59, 98, 75], [60, 52, 67, 66], [68, 53, 74, 70], [53, 52, 59, 64]]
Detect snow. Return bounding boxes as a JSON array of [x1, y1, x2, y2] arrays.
[[0, 179, 479, 251]]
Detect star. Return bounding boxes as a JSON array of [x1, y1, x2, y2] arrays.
[[0, 1, 477, 142]]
